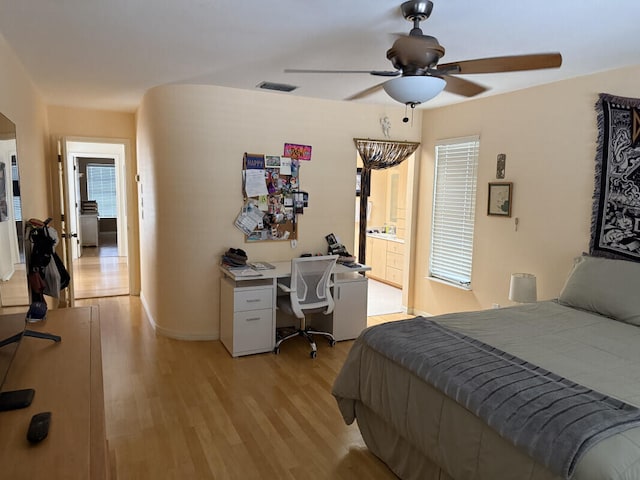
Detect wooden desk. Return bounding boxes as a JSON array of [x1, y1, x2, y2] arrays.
[[0, 306, 108, 479]]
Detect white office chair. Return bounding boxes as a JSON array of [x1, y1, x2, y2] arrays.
[[274, 255, 339, 358]]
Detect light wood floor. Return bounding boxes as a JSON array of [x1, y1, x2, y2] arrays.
[[0, 233, 128, 307], [75, 296, 410, 480], [73, 253, 128, 299], [74, 235, 129, 299], [0, 263, 28, 306]]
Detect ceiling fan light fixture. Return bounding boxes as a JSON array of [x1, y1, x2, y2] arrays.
[[383, 75, 445, 105]]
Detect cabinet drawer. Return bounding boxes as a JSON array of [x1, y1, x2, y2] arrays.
[[387, 241, 404, 255], [386, 266, 403, 287], [386, 251, 404, 269], [233, 309, 273, 353], [234, 288, 273, 312]]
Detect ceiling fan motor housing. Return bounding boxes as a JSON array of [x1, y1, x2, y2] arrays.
[[386, 36, 445, 72], [401, 0, 433, 21]]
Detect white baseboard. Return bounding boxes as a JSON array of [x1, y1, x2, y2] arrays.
[[140, 292, 219, 341], [406, 308, 432, 317]]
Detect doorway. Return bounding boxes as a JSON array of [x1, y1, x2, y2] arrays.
[[63, 139, 130, 300], [355, 155, 413, 318]]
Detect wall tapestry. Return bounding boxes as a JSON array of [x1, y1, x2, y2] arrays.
[[590, 93, 640, 261]]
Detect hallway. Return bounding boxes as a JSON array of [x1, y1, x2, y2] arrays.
[[73, 232, 128, 299]]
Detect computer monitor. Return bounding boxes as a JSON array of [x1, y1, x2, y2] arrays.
[[0, 312, 33, 411]]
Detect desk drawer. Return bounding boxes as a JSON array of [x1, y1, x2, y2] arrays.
[[234, 288, 273, 312], [233, 309, 273, 354]]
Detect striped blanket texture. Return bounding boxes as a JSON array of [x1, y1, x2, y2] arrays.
[[362, 317, 640, 479]]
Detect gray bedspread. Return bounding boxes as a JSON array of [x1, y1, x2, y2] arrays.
[[362, 317, 640, 479], [333, 301, 640, 480]]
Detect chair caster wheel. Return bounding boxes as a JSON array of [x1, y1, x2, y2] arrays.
[[310, 351, 317, 359], [273, 347, 280, 355], [329, 339, 336, 347]]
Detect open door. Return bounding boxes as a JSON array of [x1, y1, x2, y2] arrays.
[[72, 155, 82, 259], [59, 137, 131, 300], [57, 138, 76, 307]]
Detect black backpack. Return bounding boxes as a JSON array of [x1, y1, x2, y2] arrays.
[[29, 225, 55, 268]]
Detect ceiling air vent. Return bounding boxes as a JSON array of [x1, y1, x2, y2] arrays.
[[257, 81, 298, 93]]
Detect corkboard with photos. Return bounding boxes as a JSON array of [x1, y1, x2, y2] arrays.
[[241, 152, 304, 242]]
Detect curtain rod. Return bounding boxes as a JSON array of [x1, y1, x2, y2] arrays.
[[353, 138, 420, 146]]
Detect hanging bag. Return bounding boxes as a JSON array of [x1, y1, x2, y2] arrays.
[[28, 219, 70, 291], [41, 224, 70, 291], [52, 252, 70, 290], [29, 226, 54, 268]]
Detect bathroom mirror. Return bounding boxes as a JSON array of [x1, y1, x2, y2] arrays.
[[0, 112, 28, 307]]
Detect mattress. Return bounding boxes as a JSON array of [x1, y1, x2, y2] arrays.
[[333, 301, 640, 480]]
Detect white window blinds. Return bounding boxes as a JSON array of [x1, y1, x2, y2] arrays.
[[86, 163, 117, 218], [429, 136, 479, 288]]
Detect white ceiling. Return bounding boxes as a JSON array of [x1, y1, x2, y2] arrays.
[[1, 0, 639, 112]]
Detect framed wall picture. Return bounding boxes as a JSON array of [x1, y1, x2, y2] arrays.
[[487, 182, 512, 217]]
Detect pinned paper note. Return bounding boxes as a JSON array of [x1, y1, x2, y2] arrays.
[[234, 202, 265, 235], [244, 170, 268, 197], [280, 157, 292, 175]]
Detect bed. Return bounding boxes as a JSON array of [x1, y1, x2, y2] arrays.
[[332, 255, 640, 480]]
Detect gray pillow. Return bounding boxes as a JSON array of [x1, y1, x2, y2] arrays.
[[558, 255, 640, 325]]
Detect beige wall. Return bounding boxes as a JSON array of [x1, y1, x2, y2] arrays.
[[0, 33, 49, 221], [47, 106, 136, 140], [412, 64, 640, 316], [0, 32, 49, 287], [136, 84, 421, 339], [47, 106, 140, 294]]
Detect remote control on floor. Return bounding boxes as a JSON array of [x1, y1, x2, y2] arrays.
[[27, 411, 51, 443]]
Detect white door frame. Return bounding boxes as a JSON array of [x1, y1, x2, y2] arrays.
[[64, 139, 128, 259]]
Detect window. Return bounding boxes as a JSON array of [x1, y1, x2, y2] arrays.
[[429, 136, 479, 288], [86, 163, 117, 218]]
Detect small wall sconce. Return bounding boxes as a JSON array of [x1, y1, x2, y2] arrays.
[[509, 273, 537, 303]]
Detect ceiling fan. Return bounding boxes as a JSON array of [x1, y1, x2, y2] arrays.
[[285, 0, 562, 107]]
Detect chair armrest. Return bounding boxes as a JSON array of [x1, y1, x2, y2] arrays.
[[277, 282, 292, 293]]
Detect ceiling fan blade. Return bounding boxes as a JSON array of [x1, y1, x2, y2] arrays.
[[439, 74, 489, 97], [284, 68, 400, 77], [345, 81, 386, 101], [438, 53, 562, 75]]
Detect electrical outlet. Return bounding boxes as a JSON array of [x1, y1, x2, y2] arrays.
[[290, 239, 297, 249]]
